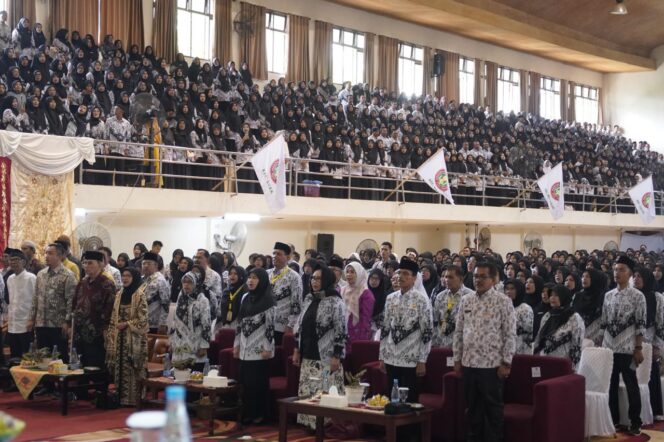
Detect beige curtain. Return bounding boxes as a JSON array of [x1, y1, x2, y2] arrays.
[[485, 61, 497, 110], [241, 2, 267, 80], [50, 0, 99, 40], [445, 51, 460, 103], [101, 0, 144, 50], [598, 87, 604, 125], [422, 46, 433, 95], [519, 69, 528, 113], [364, 32, 375, 87], [560, 79, 569, 121], [213, 0, 232, 64], [152, 0, 177, 62], [312, 20, 333, 84], [528, 72, 541, 116], [286, 14, 310, 82], [568, 81, 576, 122], [8, 0, 36, 28], [473, 59, 482, 106], [377, 35, 399, 92]]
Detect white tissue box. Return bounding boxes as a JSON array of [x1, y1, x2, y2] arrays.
[[319, 393, 348, 408], [203, 375, 228, 388]]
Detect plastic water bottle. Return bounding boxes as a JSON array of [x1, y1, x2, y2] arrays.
[[163, 353, 172, 377], [322, 370, 330, 393], [391, 379, 400, 404], [69, 348, 81, 370], [203, 359, 210, 376], [52, 344, 58, 359], [164, 385, 191, 442]]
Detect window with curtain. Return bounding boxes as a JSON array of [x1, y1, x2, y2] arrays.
[[574, 85, 599, 124], [398, 43, 423, 96], [177, 0, 214, 59], [266, 11, 287, 75], [0, 1, 7, 12], [497, 66, 520, 113], [332, 27, 364, 85], [539, 77, 561, 120], [459, 57, 475, 104]]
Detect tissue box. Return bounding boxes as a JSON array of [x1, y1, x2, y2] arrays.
[[320, 393, 348, 408], [203, 376, 228, 388]]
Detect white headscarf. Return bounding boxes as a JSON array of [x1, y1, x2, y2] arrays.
[[341, 261, 368, 325]]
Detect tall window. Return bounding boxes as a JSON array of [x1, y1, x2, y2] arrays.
[[177, 0, 214, 60], [459, 57, 475, 104], [266, 11, 287, 75], [332, 27, 364, 85], [497, 66, 520, 113], [574, 85, 599, 124], [398, 43, 423, 96], [539, 77, 561, 120]]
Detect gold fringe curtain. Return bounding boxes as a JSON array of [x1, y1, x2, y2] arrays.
[[286, 14, 310, 83], [473, 59, 482, 106], [101, 0, 144, 50], [240, 2, 267, 80], [50, 0, 99, 41], [213, 0, 232, 64], [364, 32, 375, 87], [312, 20, 333, 84], [422, 46, 433, 95], [7, 0, 36, 28], [485, 61, 497, 110], [152, 0, 177, 62], [435, 50, 459, 103], [528, 72, 541, 116], [377, 35, 398, 92]]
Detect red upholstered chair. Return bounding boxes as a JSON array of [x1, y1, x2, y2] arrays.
[[444, 354, 585, 442], [269, 334, 300, 419], [208, 328, 236, 364], [348, 340, 380, 374], [418, 348, 455, 440]]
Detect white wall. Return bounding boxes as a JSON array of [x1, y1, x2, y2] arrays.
[[604, 45, 664, 151]]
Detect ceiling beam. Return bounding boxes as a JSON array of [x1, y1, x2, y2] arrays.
[[326, 0, 656, 73]]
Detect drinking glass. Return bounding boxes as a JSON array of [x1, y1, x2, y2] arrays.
[[398, 387, 409, 404]]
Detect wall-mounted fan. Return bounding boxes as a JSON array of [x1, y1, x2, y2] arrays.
[[74, 221, 111, 256], [233, 9, 256, 64], [477, 227, 492, 251], [356, 239, 379, 254], [213, 223, 248, 257], [523, 231, 543, 253], [604, 240, 619, 252]]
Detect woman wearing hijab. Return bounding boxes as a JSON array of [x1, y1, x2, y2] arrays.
[[170, 257, 193, 303], [12, 18, 33, 58], [233, 268, 276, 425], [572, 268, 606, 345], [633, 267, 664, 419], [368, 268, 388, 335], [218, 265, 247, 330], [654, 264, 664, 294], [524, 274, 544, 309], [116, 253, 130, 271], [341, 262, 375, 353], [505, 279, 534, 354], [564, 272, 581, 293], [169, 271, 212, 371], [421, 261, 440, 299], [293, 265, 347, 429], [534, 285, 585, 369], [106, 267, 148, 406]]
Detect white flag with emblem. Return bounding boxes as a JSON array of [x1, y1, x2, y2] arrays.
[[537, 162, 564, 220], [252, 132, 287, 213], [628, 176, 656, 224], [416, 148, 455, 205]]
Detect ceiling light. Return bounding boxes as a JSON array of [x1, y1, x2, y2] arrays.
[[610, 0, 628, 15], [223, 213, 261, 222], [74, 208, 86, 217]]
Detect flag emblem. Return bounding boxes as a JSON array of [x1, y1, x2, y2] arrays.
[[551, 182, 561, 201], [270, 159, 280, 184], [435, 170, 449, 192], [642, 192, 651, 208]]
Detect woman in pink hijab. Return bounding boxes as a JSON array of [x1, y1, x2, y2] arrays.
[[341, 261, 375, 353]]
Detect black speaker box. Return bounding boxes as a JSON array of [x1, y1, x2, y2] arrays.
[[316, 233, 335, 259], [433, 53, 445, 77]]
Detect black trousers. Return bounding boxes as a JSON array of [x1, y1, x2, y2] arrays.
[[609, 353, 641, 427], [75, 337, 107, 368], [7, 332, 33, 359], [385, 364, 418, 403], [239, 359, 270, 421], [274, 331, 284, 346], [36, 327, 69, 363], [650, 358, 663, 416], [463, 366, 504, 442]]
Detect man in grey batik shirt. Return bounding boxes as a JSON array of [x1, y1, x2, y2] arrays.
[[268, 242, 302, 345]]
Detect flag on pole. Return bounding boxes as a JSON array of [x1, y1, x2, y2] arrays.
[[628, 176, 656, 224], [416, 148, 455, 205], [252, 133, 287, 213], [537, 162, 564, 220]]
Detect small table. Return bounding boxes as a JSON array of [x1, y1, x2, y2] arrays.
[[277, 397, 433, 442], [138, 377, 242, 436]]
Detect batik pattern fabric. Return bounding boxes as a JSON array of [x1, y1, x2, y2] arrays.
[[535, 312, 585, 369], [453, 288, 517, 368], [601, 286, 647, 355], [72, 273, 116, 344], [169, 292, 211, 364], [431, 285, 473, 348], [646, 292, 664, 349], [31, 264, 77, 327], [106, 117, 134, 155], [584, 317, 603, 345], [268, 267, 303, 333], [379, 287, 433, 367], [297, 294, 348, 363], [233, 301, 275, 361], [296, 358, 345, 429], [142, 272, 171, 329], [203, 268, 222, 320], [514, 302, 534, 355]]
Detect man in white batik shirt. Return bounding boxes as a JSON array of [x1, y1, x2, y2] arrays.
[[268, 242, 303, 345]]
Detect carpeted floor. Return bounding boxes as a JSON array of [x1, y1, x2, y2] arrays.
[[2, 390, 663, 442]]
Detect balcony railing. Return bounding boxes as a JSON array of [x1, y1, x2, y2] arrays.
[[80, 140, 663, 215]]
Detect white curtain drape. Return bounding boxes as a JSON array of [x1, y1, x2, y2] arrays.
[[0, 131, 95, 175]]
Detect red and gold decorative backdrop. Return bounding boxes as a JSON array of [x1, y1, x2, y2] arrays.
[[0, 157, 11, 253]]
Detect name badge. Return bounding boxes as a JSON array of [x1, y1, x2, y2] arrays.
[[446, 357, 454, 367]]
